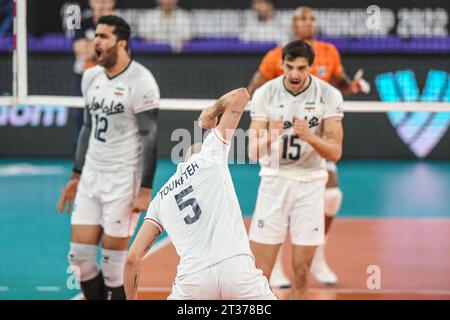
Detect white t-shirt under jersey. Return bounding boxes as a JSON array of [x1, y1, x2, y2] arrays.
[[81, 60, 160, 172], [145, 129, 253, 279], [250, 75, 344, 182]]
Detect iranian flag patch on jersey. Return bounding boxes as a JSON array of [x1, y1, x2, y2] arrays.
[[114, 86, 125, 97]]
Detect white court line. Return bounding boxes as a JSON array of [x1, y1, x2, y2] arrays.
[[137, 286, 450, 296], [139, 287, 172, 292], [315, 288, 450, 295], [70, 236, 173, 300], [0, 286, 9, 292], [36, 286, 61, 292]]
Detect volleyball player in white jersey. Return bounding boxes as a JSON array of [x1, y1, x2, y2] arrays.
[[124, 88, 276, 300], [247, 40, 344, 299], [57, 16, 160, 300]]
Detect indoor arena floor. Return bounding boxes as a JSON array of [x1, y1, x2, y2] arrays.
[[1, 159, 449, 300]]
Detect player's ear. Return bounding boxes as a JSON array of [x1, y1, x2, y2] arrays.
[[118, 39, 127, 50]]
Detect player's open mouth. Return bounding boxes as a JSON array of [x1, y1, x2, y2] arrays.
[[95, 49, 102, 59], [290, 80, 300, 85]]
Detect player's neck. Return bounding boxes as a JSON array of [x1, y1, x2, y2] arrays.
[[304, 39, 314, 46], [105, 56, 131, 79], [296, 36, 314, 46]]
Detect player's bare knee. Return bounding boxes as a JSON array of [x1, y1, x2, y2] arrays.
[[293, 264, 309, 288], [67, 242, 100, 282], [101, 234, 130, 251]]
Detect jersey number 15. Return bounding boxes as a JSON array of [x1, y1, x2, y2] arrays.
[[281, 134, 301, 160]]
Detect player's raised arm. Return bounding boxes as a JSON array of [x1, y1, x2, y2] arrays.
[[124, 221, 161, 300], [198, 87, 250, 142]]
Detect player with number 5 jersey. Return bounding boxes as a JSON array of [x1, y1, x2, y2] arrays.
[[124, 88, 276, 300]]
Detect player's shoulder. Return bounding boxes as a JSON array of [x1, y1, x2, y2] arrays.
[[82, 65, 103, 80], [314, 40, 338, 51], [130, 61, 154, 77], [81, 65, 103, 89], [130, 61, 158, 83], [311, 75, 342, 99], [265, 46, 282, 59], [314, 40, 339, 55], [311, 75, 334, 91]]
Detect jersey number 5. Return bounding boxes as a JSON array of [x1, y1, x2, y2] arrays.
[[94, 115, 108, 142], [174, 186, 202, 225]]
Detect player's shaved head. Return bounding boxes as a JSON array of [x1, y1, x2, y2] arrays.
[[292, 6, 316, 40], [185, 143, 203, 161], [294, 6, 313, 15]]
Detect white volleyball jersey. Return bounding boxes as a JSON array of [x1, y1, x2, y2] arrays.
[[81, 60, 160, 172], [145, 129, 253, 279], [250, 75, 344, 181]]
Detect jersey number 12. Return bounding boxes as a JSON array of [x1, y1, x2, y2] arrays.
[[174, 186, 202, 225], [94, 115, 108, 142]]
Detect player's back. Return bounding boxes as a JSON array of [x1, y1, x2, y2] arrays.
[[146, 129, 252, 279]]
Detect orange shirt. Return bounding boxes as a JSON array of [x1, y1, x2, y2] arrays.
[[258, 40, 343, 84]]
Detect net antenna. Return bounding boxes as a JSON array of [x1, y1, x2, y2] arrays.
[[12, 0, 27, 106]]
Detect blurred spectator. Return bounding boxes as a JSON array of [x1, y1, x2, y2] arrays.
[[137, 0, 191, 52], [72, 0, 116, 139], [240, 0, 287, 45], [0, 0, 13, 36]]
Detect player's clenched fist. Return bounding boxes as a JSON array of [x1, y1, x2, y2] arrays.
[[198, 106, 218, 129], [57, 177, 79, 214], [293, 117, 313, 142]]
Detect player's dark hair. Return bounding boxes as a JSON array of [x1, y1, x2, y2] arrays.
[[97, 15, 131, 51], [282, 40, 315, 66]]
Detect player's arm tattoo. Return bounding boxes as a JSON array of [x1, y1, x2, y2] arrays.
[[133, 270, 140, 289], [231, 110, 242, 117]]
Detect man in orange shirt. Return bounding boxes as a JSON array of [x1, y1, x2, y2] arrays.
[[247, 6, 369, 288]]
